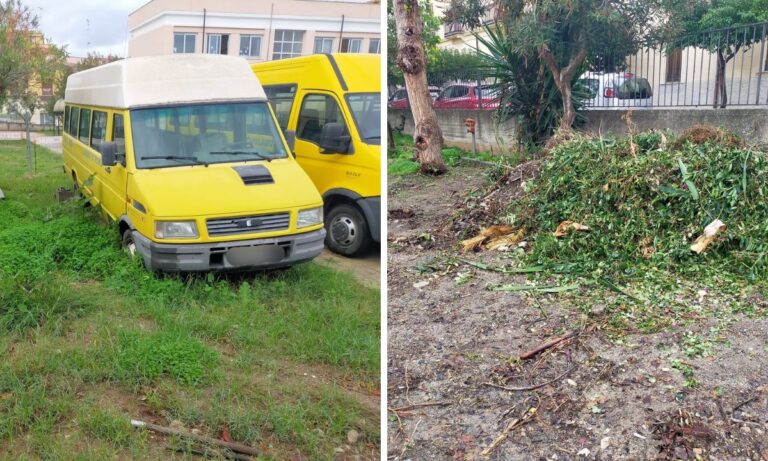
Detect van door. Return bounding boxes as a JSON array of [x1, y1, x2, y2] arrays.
[[98, 113, 129, 219], [292, 90, 354, 195]]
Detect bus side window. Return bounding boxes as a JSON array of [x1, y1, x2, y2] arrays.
[[113, 114, 126, 159], [69, 107, 80, 137], [90, 110, 108, 149], [78, 108, 91, 145], [263, 84, 297, 132]]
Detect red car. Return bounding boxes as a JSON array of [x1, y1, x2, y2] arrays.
[[433, 84, 499, 110], [388, 88, 409, 110]]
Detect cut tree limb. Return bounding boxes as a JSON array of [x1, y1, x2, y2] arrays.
[[519, 332, 578, 360], [131, 420, 259, 457]]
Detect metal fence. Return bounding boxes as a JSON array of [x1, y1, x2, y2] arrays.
[[389, 22, 768, 111], [582, 22, 768, 109]]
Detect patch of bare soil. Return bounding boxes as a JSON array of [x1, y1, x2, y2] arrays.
[[387, 165, 768, 460]]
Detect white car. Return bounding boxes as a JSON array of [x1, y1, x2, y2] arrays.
[[578, 72, 653, 109]]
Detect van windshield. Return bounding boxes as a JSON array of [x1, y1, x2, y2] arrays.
[[345, 93, 381, 145], [131, 102, 288, 169]]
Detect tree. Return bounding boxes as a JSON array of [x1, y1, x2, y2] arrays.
[[0, 0, 66, 174], [447, 0, 655, 138], [394, 0, 447, 174], [387, 0, 441, 88], [659, 0, 768, 108], [46, 52, 122, 116]]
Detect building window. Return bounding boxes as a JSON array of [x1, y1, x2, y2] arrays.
[[314, 37, 334, 54], [239, 34, 262, 58], [173, 33, 196, 53], [207, 34, 229, 55], [273, 30, 304, 60], [368, 38, 381, 54], [666, 48, 682, 83], [341, 38, 362, 53]]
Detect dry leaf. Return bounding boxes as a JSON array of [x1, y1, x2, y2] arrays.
[[690, 219, 726, 254], [461, 235, 487, 252], [553, 221, 590, 238], [640, 236, 655, 259], [461, 226, 522, 252]]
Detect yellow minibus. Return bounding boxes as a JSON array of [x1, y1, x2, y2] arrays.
[[63, 54, 325, 271]]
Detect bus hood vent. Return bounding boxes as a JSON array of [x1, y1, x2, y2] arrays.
[[233, 165, 274, 185]]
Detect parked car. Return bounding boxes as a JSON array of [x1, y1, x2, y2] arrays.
[[433, 84, 499, 110], [578, 72, 653, 108], [388, 88, 409, 110], [387, 86, 440, 110]]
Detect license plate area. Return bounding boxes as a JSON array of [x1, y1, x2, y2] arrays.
[[225, 245, 285, 267]]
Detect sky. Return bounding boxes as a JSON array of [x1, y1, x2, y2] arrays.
[[24, 0, 148, 58]]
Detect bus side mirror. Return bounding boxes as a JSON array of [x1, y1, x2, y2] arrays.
[[100, 142, 118, 166], [319, 123, 351, 154], [284, 130, 296, 152]]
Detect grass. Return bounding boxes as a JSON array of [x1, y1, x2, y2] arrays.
[[0, 141, 380, 459], [388, 131, 515, 175]]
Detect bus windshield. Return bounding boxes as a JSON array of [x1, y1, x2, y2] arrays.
[[131, 102, 288, 169]]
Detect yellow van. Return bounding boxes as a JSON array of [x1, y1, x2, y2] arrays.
[[62, 55, 325, 271], [252, 54, 380, 256]]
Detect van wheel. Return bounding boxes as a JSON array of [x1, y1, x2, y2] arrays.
[[121, 228, 138, 259], [325, 204, 370, 257]]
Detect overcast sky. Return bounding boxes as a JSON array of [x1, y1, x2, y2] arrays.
[[24, 0, 147, 58]]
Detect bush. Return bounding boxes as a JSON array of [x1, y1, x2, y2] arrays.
[[518, 133, 768, 280]]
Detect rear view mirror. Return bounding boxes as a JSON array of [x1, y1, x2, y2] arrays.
[[100, 142, 118, 166], [319, 123, 351, 154]]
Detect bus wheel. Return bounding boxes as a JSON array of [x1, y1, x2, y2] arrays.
[[121, 228, 138, 258], [325, 204, 370, 257]]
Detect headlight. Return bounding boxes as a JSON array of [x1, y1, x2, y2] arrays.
[[297, 207, 323, 228], [155, 221, 198, 239]]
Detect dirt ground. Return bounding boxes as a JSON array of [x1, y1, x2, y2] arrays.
[[316, 247, 381, 288], [387, 165, 768, 460]]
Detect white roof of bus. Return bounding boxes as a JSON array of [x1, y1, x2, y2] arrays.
[[65, 54, 267, 109]]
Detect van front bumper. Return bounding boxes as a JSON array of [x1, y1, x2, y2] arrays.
[[132, 228, 326, 272]]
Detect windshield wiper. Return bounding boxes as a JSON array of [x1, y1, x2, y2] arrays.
[[140, 155, 208, 166], [209, 150, 273, 162], [364, 135, 381, 142]]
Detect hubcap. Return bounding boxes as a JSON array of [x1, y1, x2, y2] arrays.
[[331, 215, 357, 247]]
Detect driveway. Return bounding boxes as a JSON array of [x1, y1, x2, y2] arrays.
[[0, 132, 61, 153], [315, 246, 380, 288]]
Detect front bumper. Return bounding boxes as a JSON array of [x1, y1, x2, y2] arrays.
[[132, 228, 326, 272]]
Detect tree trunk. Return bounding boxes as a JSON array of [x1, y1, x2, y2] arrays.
[[24, 114, 32, 175], [394, 0, 446, 175], [387, 121, 396, 149], [539, 45, 588, 139], [714, 50, 727, 109]]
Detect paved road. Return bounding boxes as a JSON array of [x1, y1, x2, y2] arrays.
[[0, 132, 62, 153], [315, 247, 381, 288]]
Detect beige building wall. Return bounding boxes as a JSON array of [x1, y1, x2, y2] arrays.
[[128, 0, 381, 62]]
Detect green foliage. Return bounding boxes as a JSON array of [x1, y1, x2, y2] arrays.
[[476, 24, 590, 146], [77, 407, 135, 447], [0, 276, 94, 333], [388, 131, 500, 175], [113, 330, 219, 386], [517, 133, 768, 281]]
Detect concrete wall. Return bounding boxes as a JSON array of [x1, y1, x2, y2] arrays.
[[388, 109, 518, 153], [389, 107, 768, 150]]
